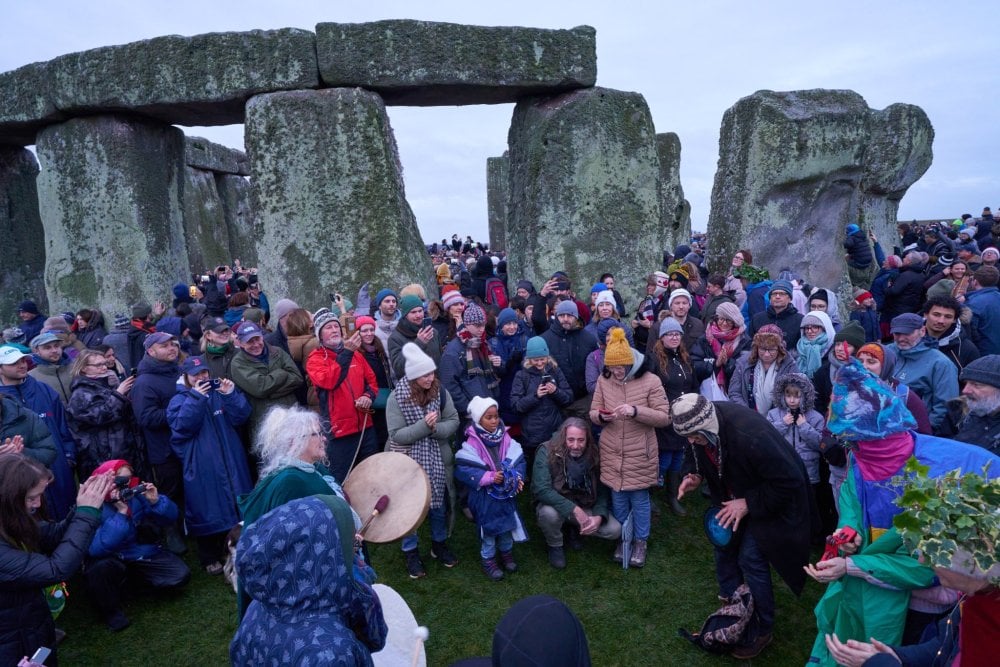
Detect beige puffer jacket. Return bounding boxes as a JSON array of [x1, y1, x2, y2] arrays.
[[589, 354, 671, 491]]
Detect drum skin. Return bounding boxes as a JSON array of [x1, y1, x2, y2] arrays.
[[344, 452, 431, 543]]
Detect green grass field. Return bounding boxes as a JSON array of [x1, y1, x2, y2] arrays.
[[57, 490, 824, 665]]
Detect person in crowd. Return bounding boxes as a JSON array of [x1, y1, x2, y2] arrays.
[[690, 301, 750, 396], [455, 396, 527, 581], [440, 302, 502, 419], [920, 293, 979, 371], [980, 246, 1000, 268], [885, 313, 959, 433], [16, 300, 47, 344], [849, 290, 880, 343], [262, 298, 300, 356], [728, 324, 797, 413], [855, 343, 933, 436], [230, 321, 303, 442], [631, 272, 666, 351], [372, 288, 401, 348], [387, 295, 442, 381], [586, 290, 634, 346], [531, 418, 621, 569], [0, 455, 112, 664], [66, 349, 143, 479], [701, 273, 735, 324], [723, 250, 752, 308], [530, 272, 592, 334], [843, 223, 874, 286], [881, 251, 926, 328], [75, 308, 108, 348], [490, 307, 529, 431], [736, 264, 773, 322], [948, 354, 1000, 453], [230, 495, 387, 666], [651, 318, 699, 513], [0, 346, 76, 522], [539, 301, 598, 418], [510, 337, 573, 477], [964, 265, 1000, 355], [658, 288, 703, 353], [352, 314, 393, 446], [386, 343, 460, 578], [673, 394, 811, 661], [434, 290, 466, 345], [796, 311, 836, 381], [871, 255, 902, 338], [811, 321, 867, 416], [598, 272, 627, 317], [122, 302, 164, 372], [749, 278, 803, 346], [90, 343, 127, 383], [306, 308, 378, 481], [200, 316, 237, 379], [806, 360, 1000, 665], [223, 291, 250, 327], [84, 459, 190, 631], [28, 331, 74, 404], [590, 328, 670, 568], [130, 331, 186, 554], [167, 356, 252, 575], [807, 288, 843, 331]]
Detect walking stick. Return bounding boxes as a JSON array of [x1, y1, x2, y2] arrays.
[[342, 409, 371, 484]]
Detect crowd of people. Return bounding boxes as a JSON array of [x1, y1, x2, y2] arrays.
[[1, 217, 998, 665]]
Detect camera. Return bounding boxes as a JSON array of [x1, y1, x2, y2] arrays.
[[114, 479, 148, 502], [210, 378, 222, 388], [821, 526, 858, 561]]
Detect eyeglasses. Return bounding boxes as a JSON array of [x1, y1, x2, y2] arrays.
[[84, 362, 108, 368], [759, 347, 779, 353], [802, 325, 823, 332], [663, 332, 682, 338]]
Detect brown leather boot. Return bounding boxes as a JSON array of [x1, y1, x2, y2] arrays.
[[629, 539, 648, 568]]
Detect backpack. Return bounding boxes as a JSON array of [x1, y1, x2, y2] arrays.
[[484, 277, 509, 309], [678, 584, 758, 653]]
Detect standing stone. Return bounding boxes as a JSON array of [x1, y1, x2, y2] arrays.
[[706, 89, 932, 291], [507, 87, 662, 307], [0, 148, 47, 322], [316, 21, 596, 106], [182, 167, 231, 274], [487, 155, 509, 252], [218, 174, 257, 267], [36, 115, 189, 315], [185, 136, 250, 175], [246, 88, 434, 309], [656, 132, 691, 255]]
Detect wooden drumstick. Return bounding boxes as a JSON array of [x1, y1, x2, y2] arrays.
[[359, 495, 390, 538], [412, 626, 428, 667]]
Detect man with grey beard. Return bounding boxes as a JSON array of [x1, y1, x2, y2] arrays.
[[951, 355, 1000, 454]]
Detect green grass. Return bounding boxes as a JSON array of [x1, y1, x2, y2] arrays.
[[57, 490, 824, 665]]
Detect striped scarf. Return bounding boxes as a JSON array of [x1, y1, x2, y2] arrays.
[[387, 380, 445, 509]]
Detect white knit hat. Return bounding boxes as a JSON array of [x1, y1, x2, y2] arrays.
[[403, 342, 436, 380], [468, 395, 499, 425], [668, 288, 693, 307], [595, 290, 616, 308]]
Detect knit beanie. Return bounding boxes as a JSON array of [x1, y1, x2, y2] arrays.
[[462, 302, 486, 326], [375, 289, 398, 309], [853, 290, 874, 305], [670, 393, 719, 436], [652, 271, 670, 297], [982, 247, 1000, 262], [442, 291, 465, 312], [827, 359, 916, 439], [398, 294, 424, 316], [525, 336, 549, 359], [17, 300, 39, 315], [43, 316, 70, 333], [602, 327, 634, 367], [754, 323, 786, 352], [771, 279, 794, 297], [354, 315, 376, 331], [925, 279, 955, 302], [497, 308, 518, 328], [714, 302, 744, 328], [668, 288, 692, 307], [172, 282, 192, 304], [858, 343, 885, 366], [243, 307, 264, 324], [596, 319, 618, 346], [312, 307, 340, 340], [436, 263, 451, 279], [668, 268, 689, 288], [659, 317, 683, 337], [272, 298, 299, 323], [834, 320, 866, 350], [594, 291, 616, 308], [402, 342, 436, 380], [590, 283, 607, 295], [884, 255, 903, 269], [516, 279, 536, 295], [132, 302, 152, 319], [468, 396, 499, 425], [554, 300, 579, 319], [960, 354, 1000, 388]]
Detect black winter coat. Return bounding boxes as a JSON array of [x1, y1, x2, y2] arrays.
[[510, 364, 573, 446], [66, 376, 144, 478], [0, 509, 101, 667], [540, 322, 599, 399], [687, 402, 812, 595], [882, 263, 926, 320], [843, 229, 874, 268], [130, 356, 181, 465], [749, 305, 804, 348], [439, 338, 499, 417], [653, 351, 699, 451], [689, 334, 751, 393]]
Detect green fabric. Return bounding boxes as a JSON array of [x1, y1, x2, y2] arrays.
[[316, 495, 358, 573], [809, 469, 935, 665], [229, 347, 303, 437]]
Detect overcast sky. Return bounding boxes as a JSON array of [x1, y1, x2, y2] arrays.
[[4, 1, 998, 244]]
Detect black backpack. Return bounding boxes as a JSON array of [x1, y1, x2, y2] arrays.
[[678, 584, 758, 654]]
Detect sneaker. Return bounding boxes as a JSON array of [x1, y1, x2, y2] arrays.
[[430, 541, 459, 568], [204, 561, 224, 576], [403, 549, 426, 579], [547, 546, 567, 570], [629, 539, 648, 568], [731, 632, 773, 660], [613, 541, 624, 563], [481, 557, 504, 581], [106, 610, 131, 632], [498, 550, 518, 573]]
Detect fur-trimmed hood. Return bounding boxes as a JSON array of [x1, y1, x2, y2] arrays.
[[772, 372, 817, 412]]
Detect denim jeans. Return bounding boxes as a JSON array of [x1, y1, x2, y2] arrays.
[[480, 531, 514, 559], [401, 505, 448, 552], [658, 450, 684, 474], [713, 528, 774, 634], [610, 489, 651, 540]]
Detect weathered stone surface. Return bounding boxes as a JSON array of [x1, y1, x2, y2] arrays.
[[487, 155, 509, 252], [0, 29, 318, 144], [316, 21, 596, 106], [507, 87, 662, 307], [36, 115, 190, 315], [706, 89, 932, 290], [246, 88, 434, 309], [218, 174, 257, 267], [185, 136, 250, 175], [182, 167, 231, 274], [0, 148, 47, 322], [656, 132, 691, 254]]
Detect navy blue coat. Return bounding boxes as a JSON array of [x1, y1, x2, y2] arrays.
[[539, 322, 598, 399], [439, 338, 500, 417], [167, 385, 253, 536], [130, 356, 181, 465], [510, 364, 573, 446]]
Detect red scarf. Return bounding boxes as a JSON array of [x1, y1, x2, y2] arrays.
[[706, 322, 743, 385], [131, 318, 156, 334], [958, 591, 1000, 666], [853, 431, 914, 481]]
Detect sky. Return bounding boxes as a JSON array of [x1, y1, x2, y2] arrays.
[[3, 1, 998, 244]]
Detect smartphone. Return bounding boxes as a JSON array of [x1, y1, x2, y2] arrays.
[[30, 647, 52, 664], [345, 317, 356, 333], [599, 409, 613, 415], [422, 316, 433, 328], [129, 368, 138, 378], [541, 374, 553, 385]]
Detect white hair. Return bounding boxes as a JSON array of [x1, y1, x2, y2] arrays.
[[254, 405, 325, 477]]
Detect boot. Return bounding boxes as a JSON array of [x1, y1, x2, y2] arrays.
[[547, 545, 567, 570], [629, 539, 648, 568], [430, 541, 459, 568], [498, 550, 518, 573], [481, 557, 504, 581], [564, 525, 583, 552], [666, 471, 688, 516], [612, 540, 624, 564]]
